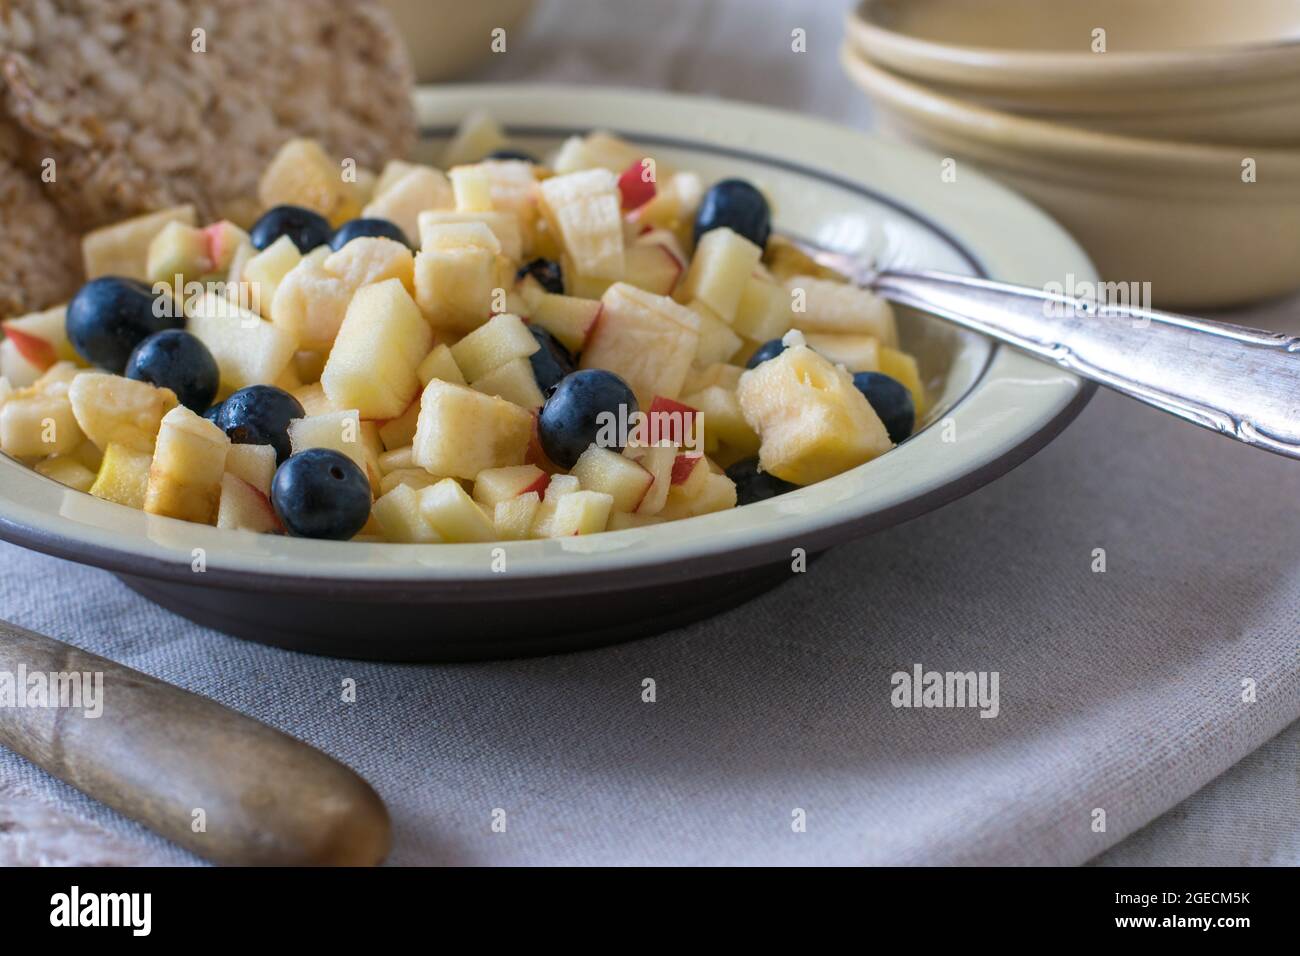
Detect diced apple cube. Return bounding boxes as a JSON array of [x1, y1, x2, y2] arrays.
[[2, 305, 79, 372], [471, 358, 545, 409], [241, 235, 302, 318], [146, 220, 211, 286], [529, 293, 601, 354], [494, 491, 542, 540], [378, 446, 414, 473], [733, 275, 795, 342], [570, 445, 654, 512], [82, 205, 196, 281], [364, 165, 454, 239], [0, 384, 83, 457], [418, 477, 496, 542], [271, 238, 414, 351], [450, 165, 495, 213], [225, 442, 277, 496], [580, 283, 700, 405], [291, 382, 335, 417], [551, 132, 645, 175], [288, 409, 376, 491], [419, 209, 522, 262], [216, 474, 283, 534], [188, 292, 297, 392], [622, 242, 684, 296], [472, 464, 549, 508], [688, 300, 744, 367], [627, 172, 703, 235], [478, 159, 541, 251], [550, 490, 613, 536], [320, 279, 432, 421], [450, 313, 538, 382], [680, 227, 761, 323], [416, 343, 467, 387], [89, 442, 152, 509], [787, 275, 898, 345], [372, 483, 441, 543], [802, 333, 880, 373], [626, 444, 677, 516], [528, 474, 580, 537], [258, 138, 360, 226], [538, 169, 625, 280], [412, 379, 533, 480], [0, 339, 42, 388], [34, 455, 96, 492], [68, 372, 177, 453], [378, 402, 421, 451], [413, 222, 502, 334], [442, 110, 509, 168], [681, 384, 760, 457], [737, 344, 891, 485], [144, 405, 231, 524]]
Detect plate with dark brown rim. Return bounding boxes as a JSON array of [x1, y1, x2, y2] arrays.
[[0, 85, 1095, 660]]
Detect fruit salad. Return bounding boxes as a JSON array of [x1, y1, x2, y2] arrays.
[[0, 119, 927, 544]]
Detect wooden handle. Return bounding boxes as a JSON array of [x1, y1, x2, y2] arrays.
[[0, 618, 390, 866]]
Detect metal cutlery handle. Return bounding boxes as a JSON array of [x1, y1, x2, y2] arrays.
[[873, 270, 1300, 460]]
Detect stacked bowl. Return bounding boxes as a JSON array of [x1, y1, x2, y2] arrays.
[[842, 0, 1300, 308]]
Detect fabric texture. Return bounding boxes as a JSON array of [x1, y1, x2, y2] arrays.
[[1, 0, 1297, 866]]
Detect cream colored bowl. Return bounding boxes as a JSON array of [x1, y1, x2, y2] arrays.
[[848, 0, 1300, 145], [0, 84, 1096, 660], [842, 47, 1300, 309], [382, 0, 535, 83]]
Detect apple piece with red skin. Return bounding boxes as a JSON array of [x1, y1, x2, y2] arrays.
[[201, 221, 250, 273], [529, 293, 602, 355], [618, 159, 657, 211], [1, 325, 57, 371], [641, 395, 701, 448], [622, 243, 683, 296], [472, 463, 551, 508], [216, 473, 284, 534], [670, 452, 705, 486], [2, 305, 75, 372]]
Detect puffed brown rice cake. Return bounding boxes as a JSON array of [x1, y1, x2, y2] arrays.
[[0, 116, 83, 316], [0, 0, 416, 234]]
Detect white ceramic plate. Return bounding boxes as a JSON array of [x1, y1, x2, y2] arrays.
[[0, 85, 1096, 659]]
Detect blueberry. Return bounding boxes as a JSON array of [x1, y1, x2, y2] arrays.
[[726, 457, 798, 505], [215, 385, 306, 464], [486, 148, 539, 163], [271, 449, 372, 540], [202, 402, 225, 424], [694, 179, 771, 250], [249, 204, 333, 253], [851, 372, 915, 445], [527, 326, 575, 395], [516, 258, 564, 295], [329, 217, 411, 251], [66, 276, 182, 374], [745, 338, 788, 369], [538, 369, 637, 468], [125, 329, 219, 412]]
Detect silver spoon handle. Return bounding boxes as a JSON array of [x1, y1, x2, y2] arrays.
[[872, 269, 1300, 461]]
